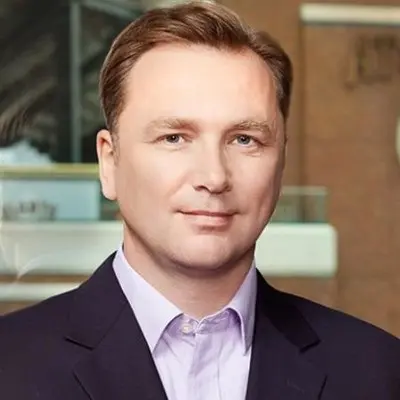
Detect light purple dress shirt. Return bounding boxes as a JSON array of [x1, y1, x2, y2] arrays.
[[113, 247, 257, 400]]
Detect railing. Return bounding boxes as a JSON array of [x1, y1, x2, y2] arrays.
[[0, 164, 328, 223]]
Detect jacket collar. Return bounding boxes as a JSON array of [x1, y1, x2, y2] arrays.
[[65, 255, 327, 400], [245, 271, 327, 400]]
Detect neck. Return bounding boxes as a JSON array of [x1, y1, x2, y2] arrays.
[[122, 236, 254, 319]]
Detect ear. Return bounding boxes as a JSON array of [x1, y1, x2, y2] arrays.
[[96, 129, 117, 201]]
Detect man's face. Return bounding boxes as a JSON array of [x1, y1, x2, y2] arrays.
[[98, 44, 286, 273]]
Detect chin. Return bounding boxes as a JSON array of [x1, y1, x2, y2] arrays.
[[171, 240, 241, 272]]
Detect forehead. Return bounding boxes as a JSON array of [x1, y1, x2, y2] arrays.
[[119, 44, 280, 129]]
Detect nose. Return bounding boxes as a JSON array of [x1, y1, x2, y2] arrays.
[[192, 147, 231, 194]]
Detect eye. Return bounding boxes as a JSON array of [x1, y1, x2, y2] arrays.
[[234, 134, 254, 146], [163, 134, 183, 144]]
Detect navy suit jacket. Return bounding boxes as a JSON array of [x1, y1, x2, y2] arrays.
[[0, 253, 399, 399]]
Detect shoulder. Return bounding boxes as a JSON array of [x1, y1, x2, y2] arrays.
[[0, 288, 91, 397], [0, 253, 116, 336], [0, 288, 77, 344], [277, 289, 400, 396], [284, 290, 399, 346], [0, 288, 80, 365]]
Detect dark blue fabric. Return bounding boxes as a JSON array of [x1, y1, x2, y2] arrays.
[[0, 254, 399, 399]]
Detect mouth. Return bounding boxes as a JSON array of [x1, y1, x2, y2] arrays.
[[179, 210, 235, 230], [181, 210, 234, 217]]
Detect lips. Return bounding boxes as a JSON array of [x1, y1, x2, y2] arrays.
[[180, 210, 235, 230], [181, 210, 234, 217]]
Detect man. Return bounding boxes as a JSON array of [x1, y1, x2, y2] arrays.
[[0, 2, 399, 399]]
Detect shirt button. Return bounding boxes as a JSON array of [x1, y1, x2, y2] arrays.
[[181, 322, 194, 334]]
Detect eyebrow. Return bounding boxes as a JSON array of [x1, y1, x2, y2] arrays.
[[145, 117, 276, 139], [228, 119, 275, 139], [145, 117, 198, 133]]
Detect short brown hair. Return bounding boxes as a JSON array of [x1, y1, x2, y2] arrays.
[[99, 1, 293, 133]]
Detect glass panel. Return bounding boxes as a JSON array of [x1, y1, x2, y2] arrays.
[[80, 0, 143, 163], [0, 164, 328, 313], [0, 0, 143, 165], [271, 186, 327, 223], [0, 164, 328, 223]]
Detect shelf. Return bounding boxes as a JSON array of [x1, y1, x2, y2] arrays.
[[0, 163, 98, 180]]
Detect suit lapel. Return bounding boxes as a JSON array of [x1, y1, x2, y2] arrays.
[[64, 255, 327, 400], [65, 254, 168, 400], [72, 305, 168, 400], [245, 273, 327, 400]]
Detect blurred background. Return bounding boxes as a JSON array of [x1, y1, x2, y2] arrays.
[[0, 0, 399, 338]]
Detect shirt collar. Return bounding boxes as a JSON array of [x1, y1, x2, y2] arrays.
[[113, 246, 257, 354], [226, 264, 257, 353], [113, 247, 181, 352]]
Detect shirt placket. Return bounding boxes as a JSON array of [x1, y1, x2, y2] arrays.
[[187, 315, 228, 400]]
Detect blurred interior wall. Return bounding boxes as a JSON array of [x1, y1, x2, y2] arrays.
[[221, 0, 400, 336]]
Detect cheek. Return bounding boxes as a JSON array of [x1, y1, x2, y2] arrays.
[[236, 160, 282, 212], [117, 152, 187, 209]]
